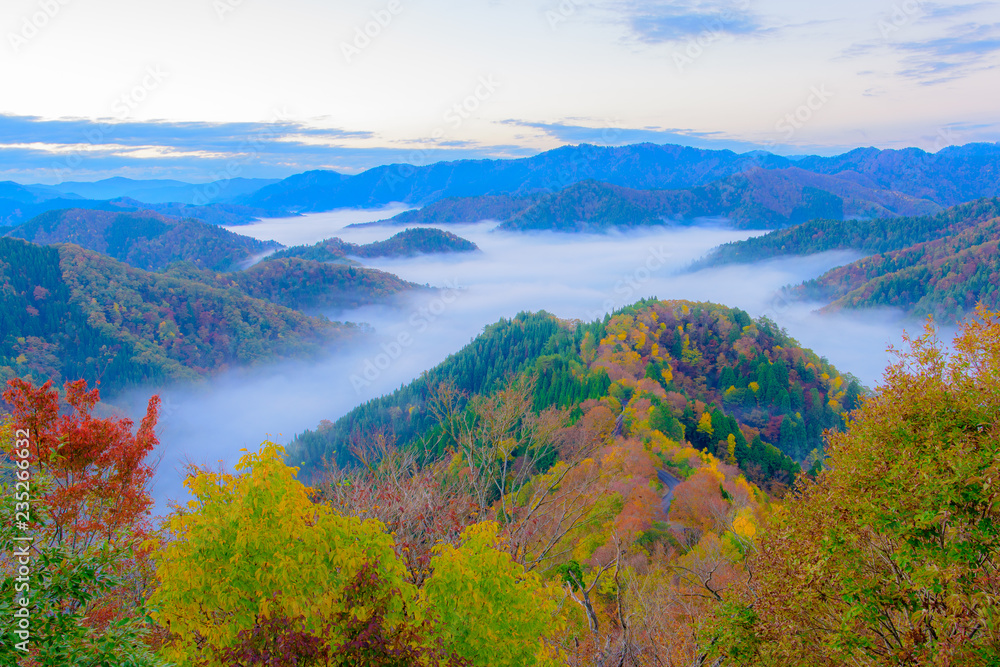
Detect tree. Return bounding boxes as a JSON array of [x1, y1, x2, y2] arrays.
[[0, 380, 164, 667], [711, 306, 1000, 665], [150, 442, 430, 666], [317, 432, 479, 586], [427, 377, 597, 572], [423, 521, 566, 667], [2, 378, 160, 550]]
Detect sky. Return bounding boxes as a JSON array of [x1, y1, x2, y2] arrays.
[[1, 0, 999, 183]]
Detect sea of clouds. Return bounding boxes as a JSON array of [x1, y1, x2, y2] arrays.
[[119, 208, 929, 512]]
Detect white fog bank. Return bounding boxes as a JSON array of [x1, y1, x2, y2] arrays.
[[126, 210, 926, 513]]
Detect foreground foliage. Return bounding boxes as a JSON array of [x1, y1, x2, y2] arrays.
[[0, 380, 164, 666], [8, 301, 1000, 666], [711, 305, 1000, 665], [152, 443, 565, 666]]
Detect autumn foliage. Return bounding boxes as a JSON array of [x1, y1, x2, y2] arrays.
[[711, 305, 1000, 665], [15, 299, 998, 666], [3, 378, 159, 549], [0, 378, 163, 666]]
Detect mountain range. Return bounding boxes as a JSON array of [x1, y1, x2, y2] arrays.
[[377, 170, 939, 231], [4, 142, 1000, 233], [242, 142, 1000, 215]]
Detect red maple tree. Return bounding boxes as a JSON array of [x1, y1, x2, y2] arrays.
[[3, 378, 160, 550]]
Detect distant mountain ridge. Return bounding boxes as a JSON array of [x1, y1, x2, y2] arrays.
[[4, 142, 998, 231], [371, 169, 940, 231], [0, 193, 290, 227], [241, 142, 1000, 215], [27, 176, 281, 204]]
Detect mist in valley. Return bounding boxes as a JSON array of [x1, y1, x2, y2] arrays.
[[124, 210, 933, 513]]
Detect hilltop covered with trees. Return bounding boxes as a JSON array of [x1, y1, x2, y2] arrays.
[[266, 227, 479, 263], [291, 300, 862, 493]]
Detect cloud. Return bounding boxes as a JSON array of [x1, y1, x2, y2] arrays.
[[844, 2, 1000, 85], [0, 114, 537, 184], [615, 0, 768, 44], [921, 2, 997, 20], [895, 22, 1000, 84], [0, 114, 370, 152]]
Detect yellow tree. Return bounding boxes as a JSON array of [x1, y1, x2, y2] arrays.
[[424, 521, 567, 667], [150, 443, 431, 666]]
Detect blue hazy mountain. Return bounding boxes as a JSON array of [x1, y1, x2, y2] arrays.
[[35, 176, 281, 204], [241, 142, 1000, 214]]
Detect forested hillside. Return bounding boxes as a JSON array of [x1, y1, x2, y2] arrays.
[[694, 198, 1000, 268], [267, 227, 479, 263], [693, 199, 1000, 322], [795, 214, 1000, 321], [165, 258, 420, 312], [291, 300, 861, 493], [0, 237, 354, 395], [5, 208, 280, 271]]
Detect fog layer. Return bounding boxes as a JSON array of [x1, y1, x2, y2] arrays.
[[125, 211, 925, 512]]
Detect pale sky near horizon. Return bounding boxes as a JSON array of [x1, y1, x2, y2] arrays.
[[1, 0, 999, 182]]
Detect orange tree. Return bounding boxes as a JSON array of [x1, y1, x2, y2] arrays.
[[710, 306, 1000, 665]]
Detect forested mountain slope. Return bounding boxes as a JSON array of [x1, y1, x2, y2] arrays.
[[5, 208, 280, 271], [267, 228, 479, 264], [694, 198, 1000, 268], [165, 258, 420, 312], [290, 300, 861, 493], [693, 199, 1000, 322], [794, 214, 1000, 321], [0, 237, 355, 395]]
